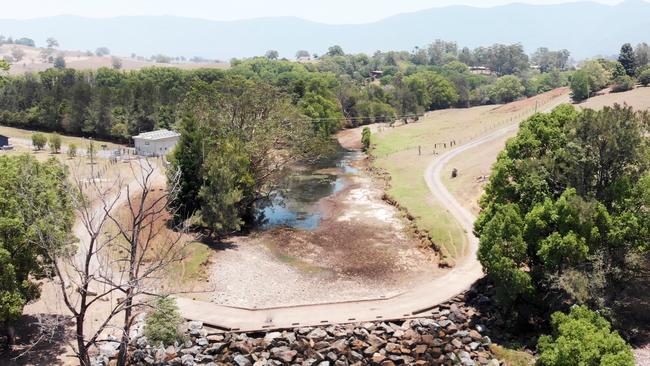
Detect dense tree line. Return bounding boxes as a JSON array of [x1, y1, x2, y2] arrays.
[[0, 41, 574, 142], [475, 104, 649, 336]]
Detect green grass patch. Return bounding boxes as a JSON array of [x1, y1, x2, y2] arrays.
[[374, 154, 467, 259]]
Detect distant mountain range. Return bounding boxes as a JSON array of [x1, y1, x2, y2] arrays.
[[1, 0, 649, 60]]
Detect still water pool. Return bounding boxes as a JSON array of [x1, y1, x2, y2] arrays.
[[257, 148, 360, 230]]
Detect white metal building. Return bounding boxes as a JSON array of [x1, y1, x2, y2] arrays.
[[133, 129, 181, 157]]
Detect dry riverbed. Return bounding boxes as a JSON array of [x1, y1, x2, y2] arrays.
[[187, 131, 442, 308]]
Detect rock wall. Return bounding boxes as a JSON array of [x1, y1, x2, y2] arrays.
[[117, 295, 502, 366]]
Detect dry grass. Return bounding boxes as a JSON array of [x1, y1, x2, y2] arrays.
[[0, 44, 229, 75], [577, 86, 650, 111], [372, 88, 570, 258], [490, 345, 535, 366]]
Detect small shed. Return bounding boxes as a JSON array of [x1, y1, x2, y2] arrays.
[[133, 129, 181, 157], [0, 134, 9, 147]]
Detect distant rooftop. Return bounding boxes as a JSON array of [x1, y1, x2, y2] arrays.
[[133, 129, 180, 140]]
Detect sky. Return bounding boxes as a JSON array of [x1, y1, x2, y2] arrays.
[[1, 0, 628, 24]]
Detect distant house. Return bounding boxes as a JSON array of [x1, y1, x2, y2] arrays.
[[0, 134, 9, 147], [133, 129, 180, 157], [297, 56, 311, 63], [469, 66, 493, 75]]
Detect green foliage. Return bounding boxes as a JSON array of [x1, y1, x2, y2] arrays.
[[327, 45, 345, 57], [487, 75, 525, 103], [143, 297, 186, 346], [31, 132, 47, 150], [0, 155, 74, 323], [49, 133, 61, 153], [0, 42, 566, 142], [67, 143, 77, 158], [611, 75, 635, 92], [198, 137, 254, 235], [53, 55, 66, 69], [639, 69, 650, 86], [570, 70, 591, 101], [537, 306, 634, 366], [580, 60, 611, 92], [361, 127, 371, 151], [476, 104, 650, 321], [618, 43, 636, 77]]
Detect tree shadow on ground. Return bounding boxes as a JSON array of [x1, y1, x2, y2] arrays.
[[0, 314, 74, 366], [202, 236, 238, 252]]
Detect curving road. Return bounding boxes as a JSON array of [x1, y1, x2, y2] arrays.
[[176, 93, 571, 331]]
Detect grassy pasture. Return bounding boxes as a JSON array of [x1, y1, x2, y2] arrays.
[[372, 88, 570, 259]]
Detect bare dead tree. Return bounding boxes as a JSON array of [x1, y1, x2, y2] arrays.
[[37, 157, 190, 366]]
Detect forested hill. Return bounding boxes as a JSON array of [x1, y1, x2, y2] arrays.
[[1, 0, 649, 60]]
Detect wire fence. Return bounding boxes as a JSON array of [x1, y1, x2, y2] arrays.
[[375, 93, 567, 157]]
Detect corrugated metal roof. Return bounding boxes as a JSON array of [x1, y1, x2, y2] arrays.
[[133, 129, 180, 140]]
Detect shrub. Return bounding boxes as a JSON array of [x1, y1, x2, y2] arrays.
[[144, 297, 185, 346], [537, 306, 634, 366], [49, 134, 62, 153], [67, 143, 77, 158], [361, 127, 371, 151], [31, 133, 47, 150], [639, 69, 650, 86], [611, 75, 635, 93]]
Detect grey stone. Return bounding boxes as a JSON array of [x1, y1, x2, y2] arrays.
[[307, 328, 328, 340], [271, 346, 297, 363], [234, 354, 252, 366], [181, 353, 195, 366]]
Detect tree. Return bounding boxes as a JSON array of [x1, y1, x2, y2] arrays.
[[49, 133, 62, 153], [570, 70, 591, 101], [265, 50, 279, 60], [111, 56, 123, 70], [86, 140, 96, 164], [327, 45, 345, 57], [635, 42, 650, 70], [487, 75, 525, 103], [361, 127, 371, 151], [14, 38, 35, 47], [618, 43, 636, 77], [0, 155, 73, 348], [579, 60, 611, 92], [67, 143, 77, 158], [53, 55, 66, 69], [475, 104, 649, 326], [144, 297, 185, 346], [537, 306, 634, 366], [169, 76, 328, 235], [198, 137, 254, 236], [45, 37, 59, 49], [47, 159, 189, 365], [11, 47, 25, 62], [31, 133, 47, 150], [295, 50, 310, 59], [95, 47, 111, 56], [639, 69, 650, 86]]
